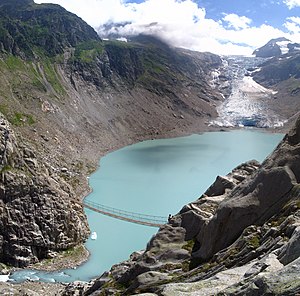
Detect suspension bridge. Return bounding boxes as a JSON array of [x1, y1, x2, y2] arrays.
[[83, 200, 168, 227]]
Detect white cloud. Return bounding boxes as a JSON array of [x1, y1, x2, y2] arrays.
[[222, 14, 252, 30], [284, 0, 300, 9], [33, 0, 297, 56], [284, 16, 300, 33]]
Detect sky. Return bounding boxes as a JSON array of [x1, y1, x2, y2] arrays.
[[33, 0, 300, 55]]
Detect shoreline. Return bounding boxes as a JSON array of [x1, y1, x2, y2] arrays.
[[1, 124, 287, 295], [19, 125, 288, 272]]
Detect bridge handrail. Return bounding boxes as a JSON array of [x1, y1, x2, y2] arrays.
[[83, 199, 167, 224]]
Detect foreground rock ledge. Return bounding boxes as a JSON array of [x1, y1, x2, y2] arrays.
[[63, 116, 300, 296]]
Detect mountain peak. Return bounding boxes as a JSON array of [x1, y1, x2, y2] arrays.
[[253, 37, 300, 58], [268, 37, 290, 44]]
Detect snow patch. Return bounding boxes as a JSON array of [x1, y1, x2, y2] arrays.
[[210, 70, 221, 88], [240, 76, 275, 94], [117, 37, 128, 42], [250, 67, 261, 74], [277, 41, 290, 55], [0, 275, 9, 282]]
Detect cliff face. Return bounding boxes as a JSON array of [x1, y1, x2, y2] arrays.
[[0, 114, 89, 267], [75, 116, 300, 296], [0, 0, 100, 57]]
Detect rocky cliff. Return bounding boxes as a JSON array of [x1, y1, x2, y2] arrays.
[[0, 0, 224, 268], [0, 0, 100, 57], [68, 116, 300, 295], [0, 114, 89, 267], [250, 50, 300, 127]]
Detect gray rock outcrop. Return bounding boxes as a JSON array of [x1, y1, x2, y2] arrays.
[[0, 114, 89, 267]]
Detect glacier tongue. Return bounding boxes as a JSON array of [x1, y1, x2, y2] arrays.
[[210, 56, 286, 129]]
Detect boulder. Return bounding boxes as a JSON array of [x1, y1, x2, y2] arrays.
[[194, 166, 295, 261], [204, 175, 235, 196], [278, 226, 300, 265], [128, 271, 171, 291]]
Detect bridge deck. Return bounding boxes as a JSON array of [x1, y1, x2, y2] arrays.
[[83, 200, 167, 228]]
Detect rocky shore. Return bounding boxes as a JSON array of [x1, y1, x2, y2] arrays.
[[60, 116, 300, 295]]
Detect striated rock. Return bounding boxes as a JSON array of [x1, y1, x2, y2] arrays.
[[204, 175, 235, 196], [128, 271, 171, 292], [194, 166, 295, 261], [177, 160, 260, 242], [160, 263, 253, 296], [244, 253, 284, 278], [278, 226, 300, 265], [220, 256, 300, 296], [0, 115, 89, 267]]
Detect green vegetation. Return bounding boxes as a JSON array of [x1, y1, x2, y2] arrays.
[[0, 104, 9, 116], [274, 278, 300, 295], [42, 59, 66, 95], [0, 0, 100, 58], [10, 112, 35, 126], [182, 239, 195, 253], [29, 245, 89, 272], [247, 235, 260, 249], [0, 105, 35, 126], [0, 164, 12, 174], [4, 55, 26, 71], [62, 246, 85, 258], [74, 40, 104, 63], [0, 262, 11, 271], [98, 278, 126, 296], [182, 260, 190, 272], [104, 39, 134, 48]]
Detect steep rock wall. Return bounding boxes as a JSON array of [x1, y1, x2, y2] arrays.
[[0, 114, 89, 267]]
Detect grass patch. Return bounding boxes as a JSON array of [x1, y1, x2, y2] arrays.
[[62, 246, 84, 258], [42, 59, 66, 95], [0, 104, 9, 116], [103, 39, 134, 49], [10, 112, 35, 126], [248, 235, 260, 249], [4, 56, 26, 71], [182, 239, 195, 253], [0, 105, 35, 127], [28, 63, 47, 92], [98, 279, 126, 296], [74, 40, 104, 64], [0, 165, 12, 174]]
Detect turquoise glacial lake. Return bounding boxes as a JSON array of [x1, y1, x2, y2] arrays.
[[10, 130, 283, 283]]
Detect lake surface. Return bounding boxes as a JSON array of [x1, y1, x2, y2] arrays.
[[10, 130, 283, 283]]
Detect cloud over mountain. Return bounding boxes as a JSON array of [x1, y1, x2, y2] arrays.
[[34, 0, 300, 55]]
